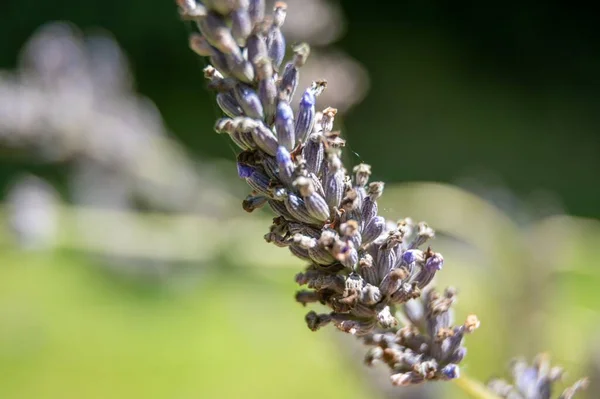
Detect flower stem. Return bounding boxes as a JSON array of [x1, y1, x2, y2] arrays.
[[453, 374, 501, 399]]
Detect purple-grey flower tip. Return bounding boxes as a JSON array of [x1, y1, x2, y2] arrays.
[[237, 162, 255, 178], [276, 99, 294, 121], [425, 253, 444, 271], [276, 145, 291, 165], [441, 364, 460, 380], [402, 249, 419, 265], [300, 89, 316, 108], [517, 367, 538, 391]]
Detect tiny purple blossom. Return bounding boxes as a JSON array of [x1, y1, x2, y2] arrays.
[[237, 162, 255, 178], [425, 253, 444, 271], [441, 364, 460, 380], [402, 249, 421, 265]]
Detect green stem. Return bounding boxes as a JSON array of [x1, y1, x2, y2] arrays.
[[453, 374, 501, 399]]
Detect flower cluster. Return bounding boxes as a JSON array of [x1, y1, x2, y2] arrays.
[[363, 288, 479, 385], [488, 354, 589, 399], [176, 0, 477, 385]]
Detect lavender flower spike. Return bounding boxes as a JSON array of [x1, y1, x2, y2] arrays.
[[177, 0, 478, 388], [488, 354, 588, 399]]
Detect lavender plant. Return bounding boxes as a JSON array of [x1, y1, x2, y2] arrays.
[[488, 354, 589, 399], [176, 0, 476, 386], [174, 0, 587, 394]]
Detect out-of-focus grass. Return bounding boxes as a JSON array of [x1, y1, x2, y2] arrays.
[[1, 182, 599, 398], [0, 249, 372, 399]]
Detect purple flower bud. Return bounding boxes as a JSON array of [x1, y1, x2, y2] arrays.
[[289, 244, 311, 261], [251, 123, 278, 156], [376, 248, 397, 281], [425, 253, 444, 271], [268, 199, 293, 220], [284, 192, 321, 225], [447, 348, 467, 364], [402, 249, 423, 265], [267, 26, 285, 69], [246, 170, 271, 196], [308, 245, 336, 265], [188, 33, 211, 56], [275, 99, 295, 150], [246, 32, 268, 66], [214, 118, 248, 149], [361, 196, 378, 229], [189, 34, 231, 76], [197, 12, 237, 54], [295, 89, 316, 144], [242, 194, 268, 212], [280, 63, 299, 100], [336, 242, 358, 269], [260, 155, 278, 180], [234, 84, 264, 119], [256, 62, 277, 123], [267, 2, 287, 69], [231, 7, 252, 47], [362, 216, 385, 245], [323, 168, 344, 210], [237, 162, 255, 178], [302, 134, 324, 175], [205, 0, 236, 15], [216, 92, 243, 117], [295, 177, 330, 222], [227, 55, 255, 83], [276, 146, 294, 186], [440, 364, 460, 380], [248, 0, 265, 26]]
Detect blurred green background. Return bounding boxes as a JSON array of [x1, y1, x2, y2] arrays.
[[1, 1, 599, 398]]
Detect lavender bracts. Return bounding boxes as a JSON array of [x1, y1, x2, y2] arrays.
[[488, 354, 589, 399], [177, 0, 478, 387]]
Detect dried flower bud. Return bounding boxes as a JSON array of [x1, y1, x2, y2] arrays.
[[176, 0, 206, 18], [246, 169, 272, 196], [353, 163, 372, 187], [321, 106, 337, 133], [242, 194, 268, 212]]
